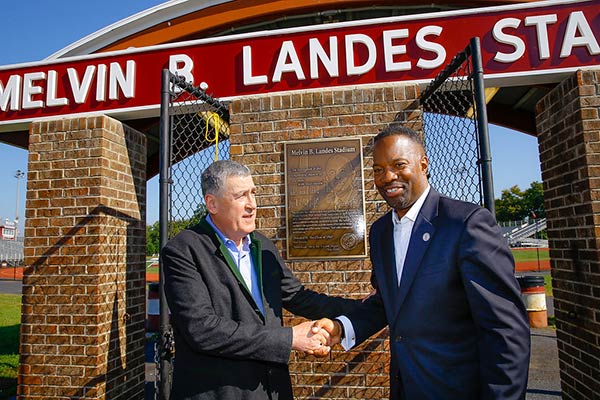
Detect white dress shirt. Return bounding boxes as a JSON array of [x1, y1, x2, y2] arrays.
[[392, 185, 430, 286], [338, 185, 430, 350], [207, 215, 265, 314]]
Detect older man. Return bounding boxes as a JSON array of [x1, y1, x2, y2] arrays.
[[162, 159, 357, 400]]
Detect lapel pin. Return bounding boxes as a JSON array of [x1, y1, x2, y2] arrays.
[[422, 232, 431, 242]]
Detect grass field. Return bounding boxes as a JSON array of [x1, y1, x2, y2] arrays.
[[146, 257, 159, 275], [0, 294, 20, 399], [147, 265, 159, 275], [512, 248, 552, 296], [512, 248, 550, 263], [543, 274, 553, 297]]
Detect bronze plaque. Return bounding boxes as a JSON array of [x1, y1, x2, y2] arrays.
[[284, 138, 367, 260]]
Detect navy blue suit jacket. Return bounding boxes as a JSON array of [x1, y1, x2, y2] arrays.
[[347, 188, 530, 399]]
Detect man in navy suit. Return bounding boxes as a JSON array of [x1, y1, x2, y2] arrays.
[[316, 122, 531, 399]]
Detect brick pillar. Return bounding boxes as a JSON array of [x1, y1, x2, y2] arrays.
[[19, 116, 147, 400], [536, 69, 600, 400], [230, 84, 420, 399]]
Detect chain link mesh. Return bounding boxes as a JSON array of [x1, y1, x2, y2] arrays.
[[153, 75, 230, 400], [153, 337, 160, 399], [420, 46, 483, 205], [168, 79, 230, 237]]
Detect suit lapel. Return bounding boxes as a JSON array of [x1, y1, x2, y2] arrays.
[[200, 217, 258, 306], [392, 190, 439, 321], [218, 242, 249, 290]]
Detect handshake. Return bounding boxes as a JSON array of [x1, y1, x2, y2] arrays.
[[291, 318, 343, 357]]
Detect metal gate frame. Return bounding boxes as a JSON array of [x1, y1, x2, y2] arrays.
[[420, 37, 495, 217], [157, 70, 231, 400]]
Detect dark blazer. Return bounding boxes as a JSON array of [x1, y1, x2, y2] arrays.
[[347, 188, 530, 399], [161, 216, 358, 400]]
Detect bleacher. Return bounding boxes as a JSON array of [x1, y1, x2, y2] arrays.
[[0, 238, 24, 266], [500, 218, 547, 247]]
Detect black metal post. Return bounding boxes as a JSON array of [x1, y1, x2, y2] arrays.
[[158, 68, 173, 400], [470, 37, 496, 217]]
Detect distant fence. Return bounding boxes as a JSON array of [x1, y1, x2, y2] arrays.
[[498, 216, 541, 227], [0, 238, 24, 266], [500, 218, 547, 247]]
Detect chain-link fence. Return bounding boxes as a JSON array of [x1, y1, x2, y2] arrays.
[[419, 38, 493, 210], [155, 71, 231, 400], [167, 76, 231, 237]]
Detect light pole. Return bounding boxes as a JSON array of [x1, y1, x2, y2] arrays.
[[15, 170, 25, 233]]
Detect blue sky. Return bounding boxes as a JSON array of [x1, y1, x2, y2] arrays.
[[0, 1, 542, 233]]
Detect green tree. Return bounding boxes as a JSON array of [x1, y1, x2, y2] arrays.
[[146, 204, 207, 256], [522, 181, 545, 219], [146, 220, 160, 256], [495, 185, 525, 222], [495, 181, 544, 222]]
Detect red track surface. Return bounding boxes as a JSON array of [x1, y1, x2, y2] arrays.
[[0, 258, 551, 282], [514, 260, 550, 272]]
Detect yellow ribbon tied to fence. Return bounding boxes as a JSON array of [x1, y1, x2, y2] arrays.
[[199, 111, 230, 161]]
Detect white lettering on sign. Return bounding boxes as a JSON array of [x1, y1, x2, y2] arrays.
[[243, 46, 268, 85], [46, 70, 68, 107], [346, 34, 377, 76], [109, 61, 135, 100], [96, 64, 107, 101], [0, 60, 136, 112], [560, 11, 600, 58], [68, 65, 96, 104], [0, 1, 598, 124], [309, 37, 339, 79], [524, 14, 558, 60], [493, 18, 525, 63], [273, 41, 306, 82], [242, 26, 447, 86], [0, 75, 21, 111], [493, 11, 599, 63], [23, 72, 45, 109], [416, 26, 446, 69], [383, 29, 411, 72], [169, 54, 194, 83]]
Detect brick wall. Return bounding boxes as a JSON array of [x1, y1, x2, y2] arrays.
[[536, 69, 600, 400], [230, 84, 421, 399], [19, 116, 147, 399]]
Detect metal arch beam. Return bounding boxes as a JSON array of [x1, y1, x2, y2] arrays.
[[512, 87, 541, 110], [486, 103, 538, 136], [50, 0, 540, 58]]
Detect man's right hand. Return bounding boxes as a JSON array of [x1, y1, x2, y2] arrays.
[[291, 320, 331, 357], [312, 318, 342, 346]]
